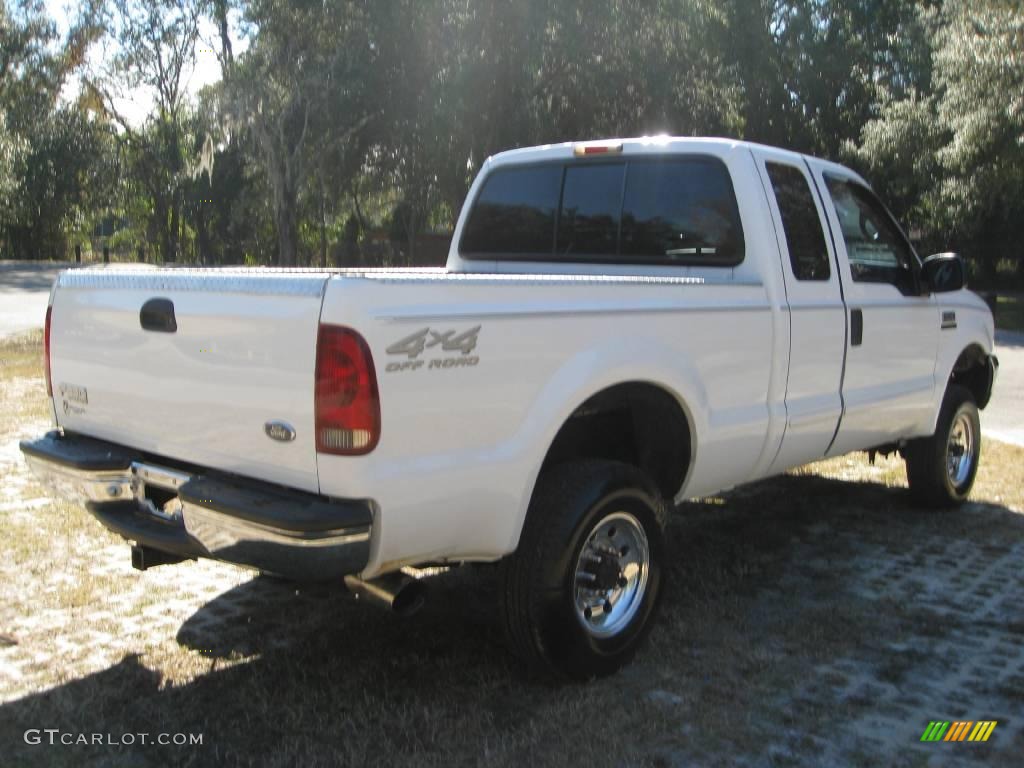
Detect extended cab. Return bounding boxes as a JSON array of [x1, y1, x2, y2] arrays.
[[21, 138, 997, 679]]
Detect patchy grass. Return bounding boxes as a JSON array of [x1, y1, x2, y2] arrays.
[[0, 330, 49, 445], [0, 328, 43, 376], [2, 333, 1023, 767], [994, 294, 1024, 333]]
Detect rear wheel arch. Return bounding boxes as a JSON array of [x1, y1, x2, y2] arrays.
[[537, 381, 694, 501]]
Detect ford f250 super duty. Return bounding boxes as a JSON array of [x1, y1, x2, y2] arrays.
[[21, 137, 998, 679]]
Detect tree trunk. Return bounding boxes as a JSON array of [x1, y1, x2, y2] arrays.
[[349, 182, 367, 231], [196, 200, 211, 265], [405, 206, 418, 267], [169, 192, 181, 263], [277, 216, 297, 266], [262, 110, 306, 266], [213, 0, 234, 74], [267, 148, 299, 266], [406, 229, 416, 267], [319, 173, 327, 269], [275, 190, 298, 267], [155, 193, 172, 264]]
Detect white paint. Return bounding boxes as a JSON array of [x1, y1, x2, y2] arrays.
[[35, 137, 998, 579]]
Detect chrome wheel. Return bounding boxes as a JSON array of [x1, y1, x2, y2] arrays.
[[573, 511, 650, 638], [946, 410, 975, 488]]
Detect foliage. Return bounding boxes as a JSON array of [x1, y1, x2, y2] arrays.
[[0, 112, 28, 229], [221, 0, 375, 265], [6, 107, 113, 259], [0, 0, 60, 124], [854, 0, 1024, 281], [0, 0, 107, 259], [1, 0, 1022, 281]]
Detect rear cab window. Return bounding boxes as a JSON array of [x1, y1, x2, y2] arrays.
[[459, 165, 562, 256], [460, 155, 745, 266]]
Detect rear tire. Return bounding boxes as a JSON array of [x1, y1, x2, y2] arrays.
[[499, 460, 668, 681], [904, 384, 981, 507]]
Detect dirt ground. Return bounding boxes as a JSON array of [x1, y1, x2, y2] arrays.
[[1, 330, 1022, 767]]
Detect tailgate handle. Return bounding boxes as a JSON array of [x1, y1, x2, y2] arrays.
[[140, 298, 177, 333]]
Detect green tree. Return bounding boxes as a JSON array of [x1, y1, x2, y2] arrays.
[[88, 0, 201, 262], [6, 108, 113, 259], [222, 0, 374, 266], [723, 0, 934, 155], [933, 0, 1024, 280], [854, 0, 1024, 282], [1, 0, 104, 259], [0, 0, 60, 123], [0, 112, 29, 255], [180, 84, 273, 265]]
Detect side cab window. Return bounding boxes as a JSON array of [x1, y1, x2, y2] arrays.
[[824, 175, 919, 295], [765, 162, 830, 281]]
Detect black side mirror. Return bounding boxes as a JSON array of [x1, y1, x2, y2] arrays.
[[921, 252, 965, 293]]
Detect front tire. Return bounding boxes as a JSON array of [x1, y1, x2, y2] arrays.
[[904, 384, 981, 507], [499, 460, 668, 680]]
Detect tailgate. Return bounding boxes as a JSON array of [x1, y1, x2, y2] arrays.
[[49, 267, 330, 494]]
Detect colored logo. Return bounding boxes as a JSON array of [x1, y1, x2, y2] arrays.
[[920, 721, 997, 742]]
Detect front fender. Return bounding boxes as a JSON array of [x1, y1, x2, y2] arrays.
[[978, 354, 998, 410], [928, 290, 996, 433]]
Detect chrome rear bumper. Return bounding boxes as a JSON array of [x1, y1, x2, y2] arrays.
[[20, 431, 373, 581], [22, 454, 132, 504]]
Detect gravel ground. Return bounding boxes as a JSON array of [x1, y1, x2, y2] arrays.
[[1, 334, 1022, 768]]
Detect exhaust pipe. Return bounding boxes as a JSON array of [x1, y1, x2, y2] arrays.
[[344, 572, 426, 617]]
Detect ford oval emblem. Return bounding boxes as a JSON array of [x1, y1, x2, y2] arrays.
[[264, 420, 296, 442]]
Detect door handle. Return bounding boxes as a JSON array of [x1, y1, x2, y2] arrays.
[[140, 298, 177, 333], [850, 308, 863, 346]]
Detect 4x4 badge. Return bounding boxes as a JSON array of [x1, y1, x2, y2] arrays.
[[386, 326, 480, 359]]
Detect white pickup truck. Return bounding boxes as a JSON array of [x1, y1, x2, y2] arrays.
[[22, 137, 997, 679]]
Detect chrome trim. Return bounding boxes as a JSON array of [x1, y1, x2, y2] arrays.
[[58, 267, 329, 298], [130, 461, 190, 521], [182, 501, 370, 554], [364, 272, 719, 286], [378, 302, 771, 323], [573, 510, 650, 639], [344, 572, 426, 616], [131, 461, 191, 490], [23, 455, 131, 503], [946, 410, 976, 488], [24, 451, 371, 558]]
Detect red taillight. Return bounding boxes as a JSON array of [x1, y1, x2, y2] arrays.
[[43, 305, 53, 396], [314, 325, 380, 455]]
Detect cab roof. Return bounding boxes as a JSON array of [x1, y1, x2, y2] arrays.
[[484, 136, 861, 184]]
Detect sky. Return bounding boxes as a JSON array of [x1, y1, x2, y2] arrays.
[[44, 0, 247, 127]]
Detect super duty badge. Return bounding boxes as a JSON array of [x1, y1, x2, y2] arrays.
[[385, 326, 481, 373]]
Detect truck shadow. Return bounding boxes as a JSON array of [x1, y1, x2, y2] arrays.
[[3, 470, 1022, 766]]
